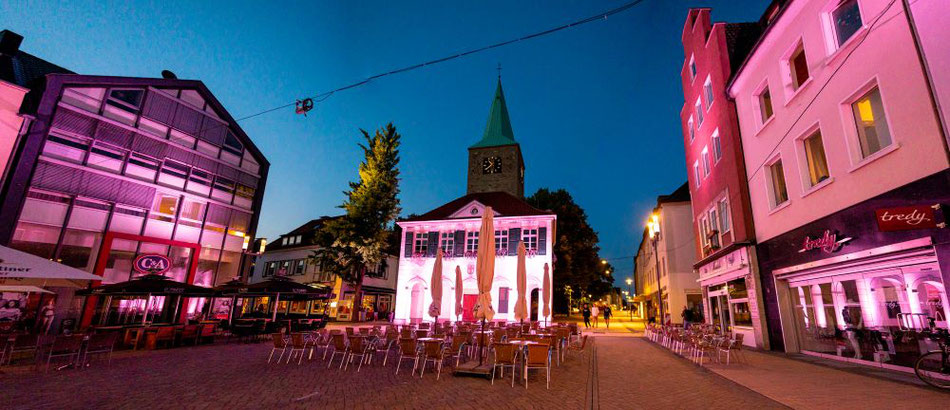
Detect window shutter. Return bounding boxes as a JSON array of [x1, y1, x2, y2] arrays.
[[454, 230, 465, 257], [427, 232, 439, 257], [507, 228, 521, 256], [404, 231, 413, 257], [538, 227, 547, 255]]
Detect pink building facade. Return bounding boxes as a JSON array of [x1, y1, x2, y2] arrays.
[[678, 9, 769, 348], [729, 0, 950, 371]]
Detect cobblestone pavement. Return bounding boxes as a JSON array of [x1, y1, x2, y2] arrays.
[[0, 335, 788, 410]]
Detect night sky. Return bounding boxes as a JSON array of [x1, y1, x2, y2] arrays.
[[1, 0, 768, 283]]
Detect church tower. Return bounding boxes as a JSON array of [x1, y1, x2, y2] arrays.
[[467, 79, 525, 198]]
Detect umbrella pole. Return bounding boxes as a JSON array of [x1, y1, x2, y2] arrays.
[[171, 295, 182, 324], [478, 317, 485, 366], [228, 296, 237, 325], [272, 293, 280, 322], [142, 293, 151, 325], [101, 296, 112, 325]]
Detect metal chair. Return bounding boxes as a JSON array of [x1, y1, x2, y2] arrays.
[[394, 338, 420, 375], [523, 344, 552, 389], [44, 335, 84, 372], [82, 332, 117, 367], [345, 336, 371, 371], [267, 333, 288, 363], [419, 340, 446, 379], [443, 335, 468, 367], [6, 334, 39, 365], [327, 334, 349, 369], [491, 342, 518, 386], [286, 333, 308, 364]]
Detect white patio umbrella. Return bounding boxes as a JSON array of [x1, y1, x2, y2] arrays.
[[513, 242, 528, 323], [0, 244, 103, 287], [428, 248, 443, 320], [543, 263, 551, 326], [454, 265, 462, 322]]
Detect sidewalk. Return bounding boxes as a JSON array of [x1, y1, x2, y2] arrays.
[[693, 344, 949, 408]]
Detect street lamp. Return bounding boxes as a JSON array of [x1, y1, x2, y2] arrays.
[[625, 277, 633, 319], [647, 213, 664, 325], [601, 259, 607, 265]]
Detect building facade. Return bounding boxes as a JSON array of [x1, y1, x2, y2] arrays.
[[729, 0, 950, 371], [633, 183, 699, 325], [393, 79, 556, 324], [679, 9, 769, 348], [249, 217, 398, 322], [0, 70, 269, 329]]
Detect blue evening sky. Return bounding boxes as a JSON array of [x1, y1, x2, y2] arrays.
[[1, 0, 767, 283]]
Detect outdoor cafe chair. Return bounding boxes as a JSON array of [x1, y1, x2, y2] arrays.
[[345, 336, 372, 371], [414, 329, 429, 339], [523, 343, 552, 389], [6, 334, 39, 365], [419, 340, 446, 379], [718, 333, 745, 365], [153, 327, 176, 349], [44, 334, 84, 372], [82, 332, 117, 367], [490, 342, 518, 387], [491, 329, 507, 344], [198, 324, 218, 344], [394, 338, 420, 375], [267, 333, 288, 364], [400, 328, 412, 339], [178, 325, 200, 346], [379, 333, 399, 366], [359, 327, 370, 337], [284, 333, 308, 365], [327, 334, 350, 369], [443, 335, 468, 367], [310, 330, 331, 360]]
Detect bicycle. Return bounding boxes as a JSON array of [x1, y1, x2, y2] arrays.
[[913, 318, 950, 389]]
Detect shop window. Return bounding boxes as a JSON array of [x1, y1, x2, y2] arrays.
[[728, 278, 748, 299], [466, 231, 479, 253], [851, 87, 892, 159], [494, 229, 508, 251], [831, 0, 862, 47], [440, 232, 454, 255], [730, 302, 753, 327], [522, 229, 538, 251], [413, 232, 428, 254], [917, 282, 947, 326], [802, 130, 830, 186], [10, 221, 63, 260], [767, 158, 789, 207]]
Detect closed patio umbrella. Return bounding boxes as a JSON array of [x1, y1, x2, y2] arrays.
[[543, 263, 551, 325], [513, 242, 528, 323], [454, 265, 462, 322], [428, 248, 443, 320], [475, 207, 495, 322]]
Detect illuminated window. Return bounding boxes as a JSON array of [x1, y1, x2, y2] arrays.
[[152, 194, 178, 216], [851, 87, 892, 158], [767, 159, 789, 207], [832, 0, 862, 47], [803, 130, 830, 186]]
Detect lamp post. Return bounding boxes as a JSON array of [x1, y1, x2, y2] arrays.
[[647, 213, 664, 325], [625, 277, 633, 320]]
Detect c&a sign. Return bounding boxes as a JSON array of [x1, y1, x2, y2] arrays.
[[133, 254, 171, 275], [875, 205, 943, 232]]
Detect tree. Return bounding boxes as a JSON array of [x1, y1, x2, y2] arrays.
[[311, 123, 401, 320], [527, 188, 612, 314]]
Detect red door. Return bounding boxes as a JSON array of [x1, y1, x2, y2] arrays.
[[462, 294, 478, 321]]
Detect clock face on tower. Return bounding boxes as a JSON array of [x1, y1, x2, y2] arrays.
[[482, 156, 502, 174]]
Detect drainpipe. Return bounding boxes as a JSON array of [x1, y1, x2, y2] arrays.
[[900, 0, 950, 162]]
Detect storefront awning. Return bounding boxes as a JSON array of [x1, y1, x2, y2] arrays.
[[0, 244, 103, 288], [0, 285, 54, 294]]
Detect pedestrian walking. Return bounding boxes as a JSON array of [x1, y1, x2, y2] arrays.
[[591, 304, 600, 328], [582, 304, 592, 328], [603, 305, 612, 329], [681, 305, 694, 329]]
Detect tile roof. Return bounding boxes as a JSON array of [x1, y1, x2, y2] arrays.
[[404, 191, 553, 222], [657, 182, 691, 204], [0, 30, 73, 89]]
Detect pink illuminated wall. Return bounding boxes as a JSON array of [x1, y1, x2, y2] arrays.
[[729, 0, 950, 242], [0, 80, 28, 183]]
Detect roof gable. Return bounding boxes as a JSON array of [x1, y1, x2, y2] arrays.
[[405, 191, 553, 222]]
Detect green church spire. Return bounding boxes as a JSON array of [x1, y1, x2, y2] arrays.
[[470, 78, 517, 148]]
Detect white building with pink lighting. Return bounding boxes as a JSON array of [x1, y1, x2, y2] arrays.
[[727, 0, 950, 371], [393, 80, 555, 324]]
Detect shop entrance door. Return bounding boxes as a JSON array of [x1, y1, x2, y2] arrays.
[[708, 293, 730, 333], [462, 294, 478, 321]]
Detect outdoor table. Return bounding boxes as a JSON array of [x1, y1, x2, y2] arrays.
[[417, 337, 446, 342]]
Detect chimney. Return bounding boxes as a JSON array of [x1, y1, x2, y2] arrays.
[[0, 30, 23, 56]]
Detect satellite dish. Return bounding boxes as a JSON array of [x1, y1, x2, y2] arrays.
[[161, 70, 178, 79]]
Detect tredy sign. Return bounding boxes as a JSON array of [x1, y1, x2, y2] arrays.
[[874, 205, 943, 232]]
